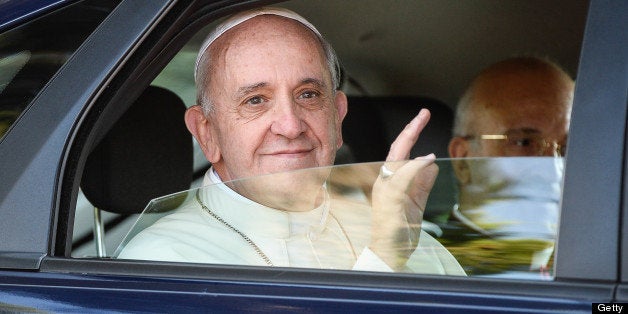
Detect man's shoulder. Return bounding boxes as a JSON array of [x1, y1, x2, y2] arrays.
[[115, 200, 224, 260], [410, 231, 467, 276]]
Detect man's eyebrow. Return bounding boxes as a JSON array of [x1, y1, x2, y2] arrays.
[[234, 82, 267, 99], [233, 79, 327, 99], [510, 128, 542, 134], [301, 78, 327, 89]]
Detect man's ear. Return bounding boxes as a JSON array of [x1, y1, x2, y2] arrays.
[[449, 137, 471, 184], [184, 105, 221, 163], [334, 90, 349, 149], [448, 136, 468, 158]]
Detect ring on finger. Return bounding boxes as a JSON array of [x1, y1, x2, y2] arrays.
[[380, 165, 394, 179]]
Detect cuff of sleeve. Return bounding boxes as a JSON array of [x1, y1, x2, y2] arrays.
[[352, 247, 394, 272]]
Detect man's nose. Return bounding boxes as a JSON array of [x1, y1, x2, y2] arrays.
[[269, 99, 306, 139]]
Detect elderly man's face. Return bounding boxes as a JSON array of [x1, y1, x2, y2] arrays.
[[467, 101, 570, 158], [450, 67, 573, 158], [448, 64, 573, 188], [187, 16, 347, 209]]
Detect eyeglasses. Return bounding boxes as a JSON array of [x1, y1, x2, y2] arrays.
[[462, 129, 566, 157]]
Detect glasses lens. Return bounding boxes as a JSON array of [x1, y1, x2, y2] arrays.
[[473, 131, 565, 157], [504, 130, 544, 156]]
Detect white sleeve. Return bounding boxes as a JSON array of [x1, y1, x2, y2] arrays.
[[351, 231, 466, 275], [352, 246, 394, 272]]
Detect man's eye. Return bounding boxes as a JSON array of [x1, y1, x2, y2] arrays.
[[511, 137, 533, 147], [245, 96, 265, 106], [238, 95, 269, 119], [299, 90, 320, 99]]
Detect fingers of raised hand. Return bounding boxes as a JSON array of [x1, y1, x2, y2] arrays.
[[389, 154, 437, 190], [385, 109, 431, 163], [374, 154, 438, 210]]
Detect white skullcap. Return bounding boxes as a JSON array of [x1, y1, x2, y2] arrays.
[[194, 7, 323, 83]]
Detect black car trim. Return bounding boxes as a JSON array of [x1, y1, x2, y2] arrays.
[[555, 0, 628, 283], [41, 257, 615, 305]]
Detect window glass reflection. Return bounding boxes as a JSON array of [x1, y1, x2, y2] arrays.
[[114, 157, 563, 280]]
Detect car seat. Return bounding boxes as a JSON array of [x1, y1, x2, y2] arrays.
[[80, 85, 193, 257]]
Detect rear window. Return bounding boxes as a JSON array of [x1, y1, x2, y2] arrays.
[[0, 0, 119, 140]]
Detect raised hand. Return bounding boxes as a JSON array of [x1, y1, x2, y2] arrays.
[[369, 109, 439, 270]]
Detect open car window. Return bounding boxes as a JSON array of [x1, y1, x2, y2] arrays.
[[69, 0, 587, 258], [113, 157, 563, 280]]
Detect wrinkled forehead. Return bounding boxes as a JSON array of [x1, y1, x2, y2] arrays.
[[194, 7, 323, 83], [472, 101, 571, 138], [472, 69, 573, 116]]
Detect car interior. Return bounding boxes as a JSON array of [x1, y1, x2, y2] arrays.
[[68, 0, 590, 278]]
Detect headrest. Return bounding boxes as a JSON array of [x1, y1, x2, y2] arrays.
[[342, 96, 454, 162], [81, 86, 193, 214]]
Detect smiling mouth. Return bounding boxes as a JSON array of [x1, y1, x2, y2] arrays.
[[270, 150, 311, 157], [266, 149, 313, 157]]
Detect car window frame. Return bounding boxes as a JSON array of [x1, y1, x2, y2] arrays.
[[0, 0, 172, 269], [0, 0, 624, 307], [555, 0, 627, 282]]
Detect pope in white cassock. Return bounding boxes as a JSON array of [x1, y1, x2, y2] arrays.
[[117, 7, 465, 275]]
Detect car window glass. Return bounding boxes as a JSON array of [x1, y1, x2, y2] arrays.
[[438, 157, 563, 279], [0, 0, 119, 140], [112, 158, 562, 279]]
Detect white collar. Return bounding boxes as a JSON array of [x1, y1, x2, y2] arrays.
[[200, 167, 331, 238]]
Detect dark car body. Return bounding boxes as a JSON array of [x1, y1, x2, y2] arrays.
[[0, 0, 626, 312]]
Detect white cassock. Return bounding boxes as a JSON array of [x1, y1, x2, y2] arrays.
[[117, 169, 465, 275]]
